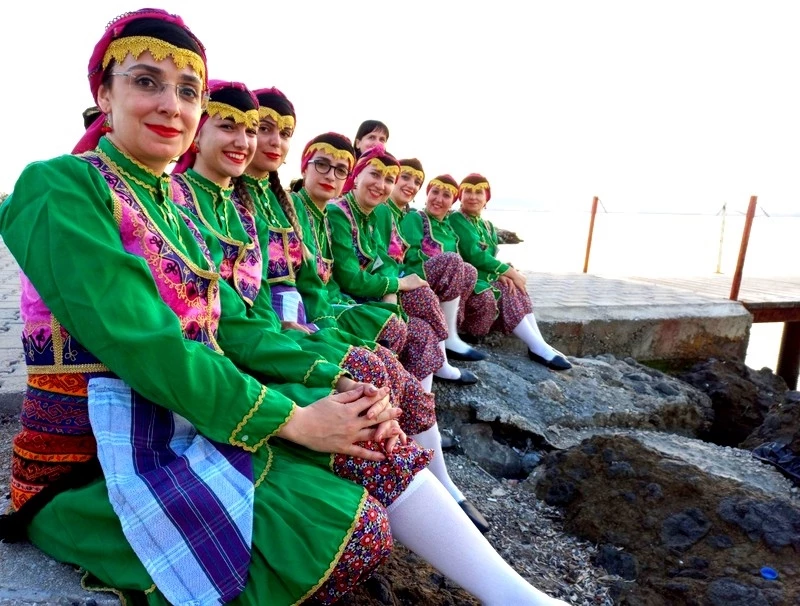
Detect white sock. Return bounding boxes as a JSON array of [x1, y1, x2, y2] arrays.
[[388, 470, 568, 605], [440, 298, 472, 354], [411, 424, 464, 502], [420, 373, 433, 392], [513, 315, 556, 360], [434, 341, 463, 380]]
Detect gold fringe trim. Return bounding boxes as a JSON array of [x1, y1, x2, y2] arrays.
[[266, 403, 298, 442], [103, 36, 206, 83], [228, 384, 268, 452], [292, 489, 370, 606], [459, 181, 490, 196], [79, 570, 131, 606], [365, 158, 400, 180], [253, 443, 274, 488], [258, 107, 295, 131], [400, 167, 424, 183], [305, 143, 354, 169], [428, 178, 458, 198], [302, 360, 324, 385], [206, 101, 258, 129]]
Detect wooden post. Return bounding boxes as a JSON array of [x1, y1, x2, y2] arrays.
[[729, 195, 757, 300], [776, 322, 800, 390], [583, 196, 599, 273]]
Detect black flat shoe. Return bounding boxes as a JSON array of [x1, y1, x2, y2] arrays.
[[434, 369, 479, 385], [440, 433, 456, 449], [445, 347, 487, 362], [528, 350, 572, 371], [458, 499, 490, 533]]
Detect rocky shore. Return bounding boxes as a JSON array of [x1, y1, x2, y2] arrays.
[[3, 347, 798, 605]]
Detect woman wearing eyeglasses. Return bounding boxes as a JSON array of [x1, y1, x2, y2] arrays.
[[292, 132, 408, 350]]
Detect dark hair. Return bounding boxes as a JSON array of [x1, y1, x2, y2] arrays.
[[255, 89, 296, 122], [232, 177, 256, 214], [83, 106, 102, 130], [101, 18, 204, 87], [209, 86, 258, 113], [290, 178, 304, 193], [354, 120, 389, 158], [398, 158, 424, 173]]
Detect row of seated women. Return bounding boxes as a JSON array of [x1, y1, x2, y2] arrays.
[[0, 8, 569, 606]]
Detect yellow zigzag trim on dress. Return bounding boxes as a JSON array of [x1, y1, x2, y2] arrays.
[[366, 158, 400, 180], [103, 36, 206, 83], [206, 102, 259, 129], [293, 490, 369, 606], [428, 179, 458, 198], [305, 142, 355, 169], [229, 385, 271, 452], [459, 182, 490, 196], [259, 107, 295, 131], [254, 443, 275, 488], [400, 167, 424, 183]]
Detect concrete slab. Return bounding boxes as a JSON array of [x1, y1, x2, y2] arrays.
[[519, 272, 752, 364]]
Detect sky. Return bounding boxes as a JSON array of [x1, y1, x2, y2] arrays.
[[1, 0, 799, 215]]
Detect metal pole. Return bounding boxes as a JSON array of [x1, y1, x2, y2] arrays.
[[583, 196, 599, 273], [715, 202, 726, 274], [729, 195, 757, 300]]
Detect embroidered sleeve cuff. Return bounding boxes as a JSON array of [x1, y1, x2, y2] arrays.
[[497, 262, 511, 275], [229, 385, 297, 453], [302, 359, 346, 388], [384, 277, 399, 295]]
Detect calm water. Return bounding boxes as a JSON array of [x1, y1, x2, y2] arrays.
[[480, 209, 798, 373]]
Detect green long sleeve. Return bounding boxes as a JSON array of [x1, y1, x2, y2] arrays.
[[0, 153, 296, 452], [327, 201, 400, 299]]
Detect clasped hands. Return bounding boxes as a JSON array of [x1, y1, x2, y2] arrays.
[[279, 376, 405, 462]]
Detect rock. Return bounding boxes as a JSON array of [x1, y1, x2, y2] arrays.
[[494, 227, 523, 244], [458, 423, 522, 478], [434, 353, 713, 450], [679, 359, 788, 447], [741, 393, 800, 456], [594, 544, 639, 580], [529, 434, 800, 605], [706, 578, 771, 606]]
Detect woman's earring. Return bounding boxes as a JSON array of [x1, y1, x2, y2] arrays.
[[100, 114, 113, 134]]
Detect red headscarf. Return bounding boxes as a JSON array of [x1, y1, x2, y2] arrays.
[[458, 173, 491, 202], [341, 145, 400, 194], [74, 9, 208, 154], [172, 80, 259, 173]]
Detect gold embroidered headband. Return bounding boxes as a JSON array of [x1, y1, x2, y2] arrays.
[[367, 158, 400, 180], [258, 107, 296, 132], [459, 182, 490, 195], [206, 102, 259, 129], [429, 179, 458, 198], [306, 142, 355, 169], [103, 36, 206, 83], [400, 167, 425, 183]]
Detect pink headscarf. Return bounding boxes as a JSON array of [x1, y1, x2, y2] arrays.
[[172, 80, 259, 173], [341, 145, 400, 194], [73, 8, 208, 155]]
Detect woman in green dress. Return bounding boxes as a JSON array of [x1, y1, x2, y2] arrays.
[[0, 12, 404, 605], [376, 160, 489, 375], [450, 173, 571, 370], [0, 13, 570, 604], [170, 80, 435, 496]]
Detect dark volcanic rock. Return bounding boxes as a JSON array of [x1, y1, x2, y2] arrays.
[[679, 359, 788, 446], [529, 434, 800, 605], [741, 391, 800, 455]]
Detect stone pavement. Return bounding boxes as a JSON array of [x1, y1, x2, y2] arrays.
[[0, 238, 24, 417], [0, 236, 753, 604]]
